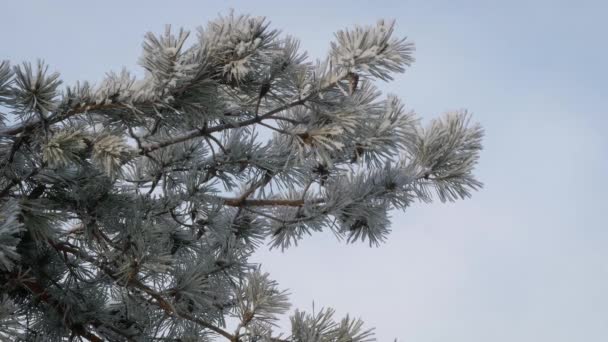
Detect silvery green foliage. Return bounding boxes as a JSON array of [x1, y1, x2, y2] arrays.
[[290, 307, 374, 342], [0, 295, 21, 340], [9, 61, 62, 118], [330, 19, 415, 80], [0, 12, 483, 341], [0, 200, 25, 271]]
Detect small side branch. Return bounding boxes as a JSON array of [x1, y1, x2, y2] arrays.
[[220, 197, 324, 207]]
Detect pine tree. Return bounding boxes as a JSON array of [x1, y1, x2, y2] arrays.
[[0, 12, 483, 341]]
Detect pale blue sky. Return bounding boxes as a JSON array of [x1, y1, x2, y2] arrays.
[[2, 1, 607, 341]]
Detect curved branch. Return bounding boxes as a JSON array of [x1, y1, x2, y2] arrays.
[[0, 102, 122, 136], [51, 241, 235, 341], [140, 72, 348, 154]]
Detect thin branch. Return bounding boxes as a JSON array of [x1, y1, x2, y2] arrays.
[[220, 197, 325, 207], [0, 165, 40, 198], [268, 115, 304, 125], [0, 102, 122, 136], [142, 111, 163, 138], [169, 208, 195, 228], [140, 72, 348, 154], [205, 133, 228, 155], [257, 121, 293, 135]]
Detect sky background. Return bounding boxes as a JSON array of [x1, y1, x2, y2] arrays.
[[2, 0, 607, 341]]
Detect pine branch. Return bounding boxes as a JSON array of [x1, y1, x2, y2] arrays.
[[0, 102, 122, 136], [220, 197, 324, 207], [17, 276, 103, 342], [0, 14, 483, 341], [50, 241, 236, 341], [140, 72, 348, 154]]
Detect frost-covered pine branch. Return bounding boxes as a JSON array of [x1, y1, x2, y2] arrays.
[[0, 12, 483, 341]]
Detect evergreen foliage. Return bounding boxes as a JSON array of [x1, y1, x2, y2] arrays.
[[0, 12, 483, 341]]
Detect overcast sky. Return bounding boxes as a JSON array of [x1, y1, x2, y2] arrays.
[[2, 0, 607, 341]]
